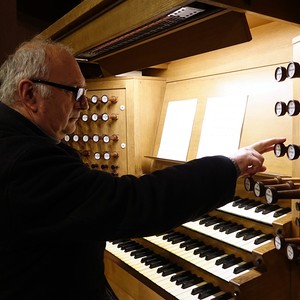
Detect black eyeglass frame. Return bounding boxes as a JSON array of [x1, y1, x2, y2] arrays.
[[31, 79, 87, 101]]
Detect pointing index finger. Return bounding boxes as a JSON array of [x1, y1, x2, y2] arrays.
[[251, 137, 286, 154]]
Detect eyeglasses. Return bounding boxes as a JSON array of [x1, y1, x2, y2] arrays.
[[31, 79, 87, 101]]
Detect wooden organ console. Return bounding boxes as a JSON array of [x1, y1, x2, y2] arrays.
[[41, 0, 300, 299], [64, 62, 300, 299]]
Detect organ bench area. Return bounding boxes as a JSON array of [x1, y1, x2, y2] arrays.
[[64, 74, 299, 299]]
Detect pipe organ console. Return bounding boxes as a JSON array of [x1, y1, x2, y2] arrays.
[[59, 38, 300, 300], [63, 73, 299, 299], [40, 1, 300, 299]]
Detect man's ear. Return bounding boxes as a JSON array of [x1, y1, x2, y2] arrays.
[[18, 79, 38, 112]]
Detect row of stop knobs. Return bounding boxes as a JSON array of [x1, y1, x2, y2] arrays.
[[80, 150, 119, 161], [244, 176, 300, 204], [275, 235, 300, 262], [273, 64, 300, 263], [274, 143, 300, 160], [65, 133, 119, 144]]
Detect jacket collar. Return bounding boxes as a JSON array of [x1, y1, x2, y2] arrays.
[[0, 102, 54, 141]]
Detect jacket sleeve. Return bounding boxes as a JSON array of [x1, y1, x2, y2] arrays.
[[8, 143, 237, 242], [101, 155, 238, 239]]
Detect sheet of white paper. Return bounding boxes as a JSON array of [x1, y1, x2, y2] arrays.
[[197, 96, 248, 158], [158, 99, 197, 161]]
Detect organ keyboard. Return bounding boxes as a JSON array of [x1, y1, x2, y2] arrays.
[[106, 239, 234, 300], [64, 73, 295, 299], [144, 230, 254, 282], [217, 196, 291, 225], [182, 214, 274, 252], [105, 190, 291, 300]]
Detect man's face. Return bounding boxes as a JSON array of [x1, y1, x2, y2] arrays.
[[34, 47, 88, 141]]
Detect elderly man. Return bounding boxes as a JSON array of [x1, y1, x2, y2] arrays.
[[0, 38, 285, 299]]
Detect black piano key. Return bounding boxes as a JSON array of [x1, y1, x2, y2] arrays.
[[156, 262, 173, 273], [170, 234, 189, 244], [218, 222, 236, 232], [244, 200, 262, 210], [170, 270, 190, 282], [182, 276, 203, 289], [175, 272, 193, 285], [232, 198, 247, 207], [273, 207, 291, 218], [178, 273, 197, 285], [243, 229, 262, 241], [118, 240, 135, 249], [235, 228, 253, 238], [262, 204, 280, 215], [215, 254, 235, 265], [115, 240, 130, 247], [162, 231, 178, 240], [122, 243, 142, 252], [191, 282, 214, 295], [198, 285, 220, 299], [131, 248, 152, 258], [166, 232, 182, 242], [199, 215, 217, 225], [199, 246, 216, 258], [222, 257, 243, 269], [204, 217, 222, 227], [143, 257, 160, 266], [162, 266, 183, 277], [149, 259, 168, 269], [179, 238, 195, 247], [199, 247, 222, 260], [141, 254, 157, 263], [225, 224, 244, 234], [193, 245, 208, 255], [254, 203, 269, 213], [237, 199, 254, 208], [193, 245, 212, 256], [180, 239, 204, 250], [143, 255, 162, 266], [186, 241, 205, 251], [205, 249, 225, 260], [110, 239, 128, 245], [254, 233, 273, 244], [213, 220, 229, 230], [234, 261, 254, 274], [157, 263, 181, 274]]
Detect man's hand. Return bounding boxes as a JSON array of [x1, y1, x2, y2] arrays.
[[230, 137, 286, 177]]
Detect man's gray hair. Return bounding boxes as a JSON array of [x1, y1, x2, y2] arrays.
[[0, 38, 73, 106]]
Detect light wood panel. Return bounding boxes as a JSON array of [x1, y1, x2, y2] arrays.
[[151, 21, 300, 176], [159, 21, 300, 82], [84, 76, 166, 176], [39, 0, 254, 75], [197, 0, 300, 25], [41, 0, 204, 53]]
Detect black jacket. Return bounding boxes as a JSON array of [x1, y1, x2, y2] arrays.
[[0, 102, 237, 299]]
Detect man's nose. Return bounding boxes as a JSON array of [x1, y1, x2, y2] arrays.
[[76, 95, 90, 110]]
